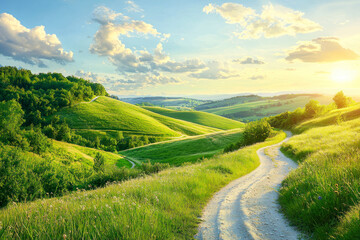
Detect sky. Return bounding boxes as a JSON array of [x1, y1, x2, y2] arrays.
[[1, 0, 360, 97]]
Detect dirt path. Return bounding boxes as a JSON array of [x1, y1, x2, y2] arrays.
[[195, 131, 300, 240]]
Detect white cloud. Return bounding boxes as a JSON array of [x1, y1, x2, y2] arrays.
[[249, 75, 265, 80], [125, 1, 144, 13], [110, 72, 181, 91], [75, 70, 107, 84], [189, 61, 239, 79], [0, 13, 73, 67], [204, 3, 322, 39], [286, 37, 359, 63], [233, 57, 265, 64]]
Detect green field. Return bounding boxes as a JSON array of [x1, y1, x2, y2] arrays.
[[0, 131, 285, 239], [53, 140, 132, 169], [279, 104, 360, 239], [143, 106, 244, 130], [120, 129, 244, 166], [55, 97, 218, 138], [199, 94, 332, 121], [120, 96, 209, 109]]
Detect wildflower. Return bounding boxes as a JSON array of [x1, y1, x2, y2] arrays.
[[318, 196, 322, 200], [63, 234, 67, 239]]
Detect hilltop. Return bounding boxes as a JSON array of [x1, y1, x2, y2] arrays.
[[142, 106, 244, 130]]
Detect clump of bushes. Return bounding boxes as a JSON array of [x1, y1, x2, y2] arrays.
[[224, 119, 272, 153]]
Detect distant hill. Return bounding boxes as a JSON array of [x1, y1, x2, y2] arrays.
[[196, 94, 332, 122], [55, 96, 219, 139], [120, 96, 209, 109], [143, 106, 244, 130]]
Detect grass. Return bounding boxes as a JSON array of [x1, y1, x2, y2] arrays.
[[201, 95, 332, 121], [56, 97, 218, 137], [143, 106, 244, 130], [120, 129, 244, 166], [53, 140, 132, 169], [0, 131, 285, 239], [279, 107, 360, 239]]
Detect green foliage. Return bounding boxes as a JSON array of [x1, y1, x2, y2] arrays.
[[0, 66, 108, 126], [0, 132, 285, 239], [333, 91, 353, 109], [0, 99, 25, 144], [93, 153, 105, 173], [224, 120, 272, 153]]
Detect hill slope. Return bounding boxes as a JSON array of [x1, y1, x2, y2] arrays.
[[278, 103, 360, 239], [120, 129, 243, 166], [55, 97, 218, 137], [143, 106, 244, 130], [197, 94, 332, 121]]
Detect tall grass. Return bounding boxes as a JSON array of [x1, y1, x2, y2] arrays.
[[0, 132, 285, 239], [279, 117, 360, 239]]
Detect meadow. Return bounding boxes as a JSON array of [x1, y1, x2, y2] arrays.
[[0, 131, 285, 239], [121, 129, 244, 166], [279, 107, 360, 239], [143, 106, 244, 130], [200, 94, 332, 121]]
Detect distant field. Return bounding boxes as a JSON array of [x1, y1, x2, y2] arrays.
[[120, 129, 244, 166], [121, 96, 209, 109], [55, 97, 218, 138], [53, 140, 132, 169], [200, 95, 332, 121], [143, 106, 244, 130]]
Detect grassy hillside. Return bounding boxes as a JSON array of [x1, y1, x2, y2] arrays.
[[53, 140, 132, 169], [143, 106, 244, 130], [279, 104, 360, 239], [121, 129, 244, 166], [56, 97, 218, 138], [198, 94, 332, 121], [0, 131, 285, 239], [195, 94, 263, 110]]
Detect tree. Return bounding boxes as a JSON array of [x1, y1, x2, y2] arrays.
[[333, 91, 352, 109], [93, 153, 105, 173], [0, 100, 25, 143], [305, 100, 321, 118]]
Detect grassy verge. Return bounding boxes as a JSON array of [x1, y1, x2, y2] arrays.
[[279, 118, 360, 239], [0, 132, 285, 239]]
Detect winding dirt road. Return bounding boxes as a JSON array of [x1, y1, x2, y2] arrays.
[[196, 132, 300, 240]]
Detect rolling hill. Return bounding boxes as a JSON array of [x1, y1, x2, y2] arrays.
[[55, 97, 219, 138], [120, 96, 209, 109], [120, 129, 244, 166], [142, 106, 244, 130], [197, 94, 332, 121]]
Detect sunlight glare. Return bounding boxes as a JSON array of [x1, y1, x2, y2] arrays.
[[331, 69, 357, 83]]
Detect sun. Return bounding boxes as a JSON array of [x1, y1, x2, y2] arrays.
[[331, 69, 357, 83]]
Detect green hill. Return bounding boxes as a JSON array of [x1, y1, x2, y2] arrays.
[[277, 102, 360, 239], [120, 129, 244, 166], [142, 106, 244, 130], [55, 96, 218, 138], [197, 94, 332, 121]]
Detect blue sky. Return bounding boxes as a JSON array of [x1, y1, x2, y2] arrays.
[[1, 0, 360, 96]]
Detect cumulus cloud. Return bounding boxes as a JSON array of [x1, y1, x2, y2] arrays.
[[75, 70, 107, 84], [0, 13, 73, 67], [233, 57, 265, 64], [110, 72, 181, 91], [286, 37, 359, 63], [189, 61, 239, 79], [204, 3, 322, 39], [90, 6, 206, 75]]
